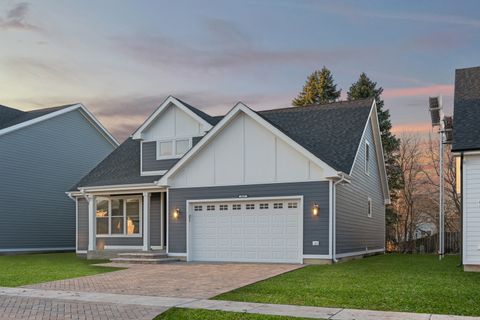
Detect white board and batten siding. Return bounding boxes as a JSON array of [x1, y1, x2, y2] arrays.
[[464, 154, 480, 264], [141, 104, 208, 141], [169, 113, 326, 188]]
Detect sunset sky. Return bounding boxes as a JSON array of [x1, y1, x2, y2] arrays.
[[1, 0, 479, 141]]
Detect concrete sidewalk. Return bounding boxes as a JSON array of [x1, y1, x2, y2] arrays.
[[0, 286, 478, 320]]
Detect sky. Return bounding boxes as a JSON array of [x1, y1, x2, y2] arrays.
[[1, 0, 479, 142]]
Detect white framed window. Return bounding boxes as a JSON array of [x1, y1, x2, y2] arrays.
[[367, 197, 373, 218], [206, 205, 215, 211], [95, 196, 142, 236], [156, 138, 192, 160], [219, 204, 228, 211], [259, 203, 269, 209], [232, 204, 241, 210], [365, 140, 370, 175], [288, 202, 298, 209], [273, 203, 283, 209], [246, 204, 255, 210], [194, 205, 203, 211]]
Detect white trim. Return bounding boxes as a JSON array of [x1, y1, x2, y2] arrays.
[[88, 195, 96, 251], [302, 254, 331, 259], [328, 180, 333, 258], [76, 183, 163, 195], [96, 235, 142, 238], [336, 248, 385, 259], [151, 246, 164, 250], [103, 245, 143, 250], [462, 156, 466, 264], [156, 137, 192, 160], [75, 197, 79, 252], [0, 103, 118, 146], [160, 192, 165, 249], [186, 195, 304, 264], [168, 252, 187, 257], [166, 188, 170, 254], [159, 102, 338, 186], [94, 195, 143, 237], [76, 250, 87, 254], [141, 170, 167, 176], [454, 150, 480, 156], [367, 197, 373, 218], [132, 96, 212, 139], [143, 192, 151, 251], [365, 140, 371, 176], [0, 247, 75, 253]]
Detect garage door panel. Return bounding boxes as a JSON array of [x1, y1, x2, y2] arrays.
[[189, 198, 302, 263]]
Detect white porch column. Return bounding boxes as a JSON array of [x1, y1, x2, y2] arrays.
[[143, 192, 151, 251], [87, 195, 96, 251]]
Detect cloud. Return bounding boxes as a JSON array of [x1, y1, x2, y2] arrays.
[[383, 84, 454, 99], [203, 17, 251, 48], [0, 2, 41, 31]]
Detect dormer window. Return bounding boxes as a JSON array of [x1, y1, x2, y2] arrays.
[[156, 138, 192, 160]]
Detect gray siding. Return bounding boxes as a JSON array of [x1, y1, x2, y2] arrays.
[[77, 198, 88, 251], [0, 110, 115, 251], [150, 192, 162, 247], [142, 141, 179, 172], [168, 181, 330, 255], [335, 119, 385, 254]]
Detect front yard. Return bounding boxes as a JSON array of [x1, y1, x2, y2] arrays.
[[0, 252, 117, 287], [155, 308, 311, 320], [216, 254, 480, 316]]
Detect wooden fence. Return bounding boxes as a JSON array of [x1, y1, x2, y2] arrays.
[[387, 232, 460, 254]]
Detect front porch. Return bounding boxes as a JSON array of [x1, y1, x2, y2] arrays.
[[76, 188, 169, 260]]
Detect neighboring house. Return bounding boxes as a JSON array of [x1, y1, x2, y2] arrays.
[[70, 96, 389, 264], [0, 104, 118, 253], [452, 66, 480, 272]]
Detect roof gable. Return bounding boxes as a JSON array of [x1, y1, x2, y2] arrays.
[[452, 66, 480, 152], [132, 96, 214, 140]]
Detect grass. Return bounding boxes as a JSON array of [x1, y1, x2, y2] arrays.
[[0, 252, 118, 287], [154, 308, 313, 319], [215, 254, 480, 316]]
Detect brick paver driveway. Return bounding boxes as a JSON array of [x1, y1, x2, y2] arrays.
[[25, 262, 302, 299]]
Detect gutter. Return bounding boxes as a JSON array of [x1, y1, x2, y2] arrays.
[[460, 152, 464, 267], [332, 172, 350, 263]]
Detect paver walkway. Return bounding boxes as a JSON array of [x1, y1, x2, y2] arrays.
[[25, 262, 303, 298], [0, 287, 479, 320]]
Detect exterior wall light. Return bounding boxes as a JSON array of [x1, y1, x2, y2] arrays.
[[312, 203, 319, 216], [173, 208, 180, 219]]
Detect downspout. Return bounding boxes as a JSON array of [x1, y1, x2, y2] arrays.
[[332, 172, 349, 263]]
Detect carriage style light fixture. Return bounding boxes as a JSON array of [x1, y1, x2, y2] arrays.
[[312, 203, 319, 216], [173, 208, 180, 219]]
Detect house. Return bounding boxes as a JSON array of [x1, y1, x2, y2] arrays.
[[69, 96, 389, 264], [0, 103, 118, 253], [452, 66, 480, 272]]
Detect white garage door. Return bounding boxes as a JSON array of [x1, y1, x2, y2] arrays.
[[187, 198, 303, 263]]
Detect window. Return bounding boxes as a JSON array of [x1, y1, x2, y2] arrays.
[[273, 203, 283, 209], [219, 204, 228, 211], [246, 204, 255, 210], [259, 203, 269, 209], [207, 205, 215, 211], [156, 138, 192, 159], [175, 139, 190, 155], [367, 198, 373, 218], [95, 196, 141, 236], [232, 204, 241, 210], [365, 141, 370, 175], [288, 202, 298, 209], [194, 205, 203, 211]]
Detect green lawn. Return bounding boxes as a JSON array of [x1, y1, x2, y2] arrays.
[[0, 252, 118, 287], [155, 308, 313, 320], [215, 254, 480, 316]]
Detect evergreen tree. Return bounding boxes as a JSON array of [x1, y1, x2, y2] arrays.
[[292, 67, 341, 106], [347, 73, 402, 231]]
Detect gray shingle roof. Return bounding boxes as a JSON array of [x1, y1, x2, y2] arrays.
[[176, 98, 219, 125], [74, 98, 373, 189], [258, 99, 373, 173], [0, 104, 77, 131], [452, 66, 480, 152], [72, 138, 162, 190]]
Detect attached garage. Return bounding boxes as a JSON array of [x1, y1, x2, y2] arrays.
[[186, 197, 303, 263]]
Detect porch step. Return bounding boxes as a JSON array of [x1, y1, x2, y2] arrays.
[[110, 257, 180, 264], [116, 252, 168, 259]]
